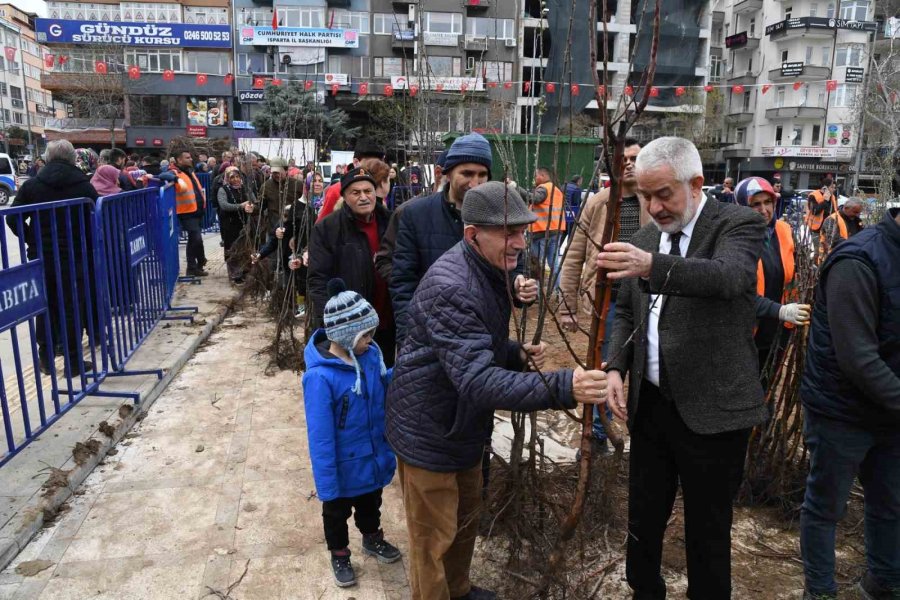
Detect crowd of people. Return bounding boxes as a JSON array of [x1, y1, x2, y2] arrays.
[[5, 133, 897, 600]]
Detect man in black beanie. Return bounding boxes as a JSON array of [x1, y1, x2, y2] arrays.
[[317, 138, 386, 222]]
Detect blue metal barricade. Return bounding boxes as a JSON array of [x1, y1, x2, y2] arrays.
[[0, 198, 108, 466], [196, 172, 219, 233]]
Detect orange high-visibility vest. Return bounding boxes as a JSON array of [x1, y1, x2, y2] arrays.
[[531, 181, 566, 234], [174, 170, 206, 215], [805, 190, 836, 232], [757, 220, 796, 330]]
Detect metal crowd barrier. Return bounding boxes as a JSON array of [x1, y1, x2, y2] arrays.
[[0, 184, 185, 466], [196, 172, 219, 233]]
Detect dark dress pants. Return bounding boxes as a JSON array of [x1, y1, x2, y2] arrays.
[[180, 216, 203, 271], [626, 381, 751, 600]]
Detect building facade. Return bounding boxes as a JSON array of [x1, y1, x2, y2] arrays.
[[37, 0, 235, 150], [711, 0, 876, 190]]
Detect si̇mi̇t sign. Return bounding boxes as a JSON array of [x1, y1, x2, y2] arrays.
[[0, 261, 47, 332]]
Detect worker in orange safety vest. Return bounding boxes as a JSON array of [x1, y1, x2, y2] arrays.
[[819, 197, 865, 257], [528, 166, 566, 286], [164, 150, 208, 277]]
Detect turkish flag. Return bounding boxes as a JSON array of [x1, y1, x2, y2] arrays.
[[761, 84, 772, 94], [524, 81, 532, 93], [571, 84, 579, 96], [95, 61, 108, 74], [598, 85, 606, 96], [545, 82, 555, 93], [331, 83, 339, 95], [732, 84, 745, 94], [4, 47, 15, 62], [675, 86, 686, 97], [162, 69, 175, 81], [44, 54, 55, 68], [487, 81, 497, 89], [649, 87, 659, 97], [272, 78, 283, 86], [793, 81, 803, 91], [196, 73, 208, 86], [253, 76, 265, 89], [128, 65, 141, 80], [304, 80, 313, 90], [461, 83, 469, 93], [410, 85, 419, 97], [358, 82, 369, 95], [624, 85, 634, 96], [224, 73, 234, 85], [436, 83, 444, 92], [57, 55, 68, 65], [704, 84, 714, 92], [826, 80, 837, 91], [384, 84, 394, 97], [272, 7, 278, 30], [503, 81, 513, 90]]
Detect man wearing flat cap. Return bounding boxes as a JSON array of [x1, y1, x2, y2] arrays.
[[308, 167, 395, 359], [386, 181, 610, 600]]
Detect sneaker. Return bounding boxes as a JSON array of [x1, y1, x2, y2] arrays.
[[452, 586, 498, 600], [330, 550, 356, 588], [362, 530, 401, 564], [294, 305, 306, 319], [859, 571, 900, 600]]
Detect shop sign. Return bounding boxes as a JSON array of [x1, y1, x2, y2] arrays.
[[761, 145, 853, 159], [238, 90, 265, 103], [423, 32, 459, 46], [324, 73, 349, 86], [187, 125, 207, 137], [187, 97, 228, 128], [35, 19, 231, 48], [845, 67, 864, 83], [135, 138, 146, 146], [766, 16, 877, 35], [781, 62, 804, 77], [725, 32, 748, 48], [390, 76, 484, 91], [783, 160, 854, 173], [239, 26, 358, 48], [152, 138, 164, 146]]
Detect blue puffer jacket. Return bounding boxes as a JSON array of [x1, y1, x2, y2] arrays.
[[302, 330, 396, 502], [386, 241, 576, 472]]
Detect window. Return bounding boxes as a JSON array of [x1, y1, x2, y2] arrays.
[[792, 126, 803, 145], [840, 0, 869, 21], [49, 1, 120, 20], [810, 3, 818, 16], [374, 13, 410, 35], [812, 124, 821, 144], [128, 95, 181, 127], [736, 127, 746, 144], [120, 2, 181, 23], [425, 56, 461, 76], [278, 6, 324, 28], [827, 2, 835, 17], [776, 88, 785, 107], [775, 126, 783, 144], [183, 7, 229, 25], [806, 46, 813, 63], [709, 55, 723, 82], [10, 86, 21, 101], [749, 18, 756, 37], [240, 8, 273, 26], [748, 57, 754, 72], [374, 57, 407, 77], [424, 12, 462, 34], [799, 85, 808, 106], [781, 50, 789, 62], [464, 18, 514, 39], [332, 10, 370, 34], [327, 55, 369, 78], [56, 48, 124, 73], [2, 109, 9, 123], [830, 83, 858, 107], [12, 112, 23, 125], [821, 46, 831, 66], [183, 51, 229, 75], [125, 48, 182, 72], [836, 45, 862, 67], [238, 52, 276, 74], [742, 92, 750, 111], [479, 61, 513, 81], [784, 5, 792, 19]]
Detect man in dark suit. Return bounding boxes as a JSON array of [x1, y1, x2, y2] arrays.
[[598, 137, 767, 599]]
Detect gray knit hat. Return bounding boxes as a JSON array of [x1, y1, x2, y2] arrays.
[[324, 279, 385, 394], [462, 181, 537, 227]]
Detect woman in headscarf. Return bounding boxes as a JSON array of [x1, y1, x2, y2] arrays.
[[218, 165, 256, 284], [307, 171, 326, 213], [90, 164, 122, 196], [75, 148, 99, 176]]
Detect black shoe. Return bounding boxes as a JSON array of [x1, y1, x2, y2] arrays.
[[39, 357, 52, 375], [330, 550, 356, 588], [71, 360, 94, 376], [859, 571, 900, 600], [186, 268, 209, 277], [452, 586, 498, 600], [362, 530, 401, 564], [200, 257, 208, 268]]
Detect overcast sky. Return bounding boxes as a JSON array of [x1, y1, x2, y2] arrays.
[[8, 0, 47, 18]]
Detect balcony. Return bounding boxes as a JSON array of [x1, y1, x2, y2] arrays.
[[326, 0, 351, 6], [765, 106, 827, 120], [41, 72, 124, 94], [712, 10, 725, 26], [391, 30, 417, 50], [727, 71, 758, 86], [768, 64, 831, 82], [392, 0, 417, 5], [734, 0, 763, 15], [462, 35, 488, 52], [725, 111, 754, 125], [462, 0, 491, 10], [766, 17, 837, 39], [723, 146, 752, 159]]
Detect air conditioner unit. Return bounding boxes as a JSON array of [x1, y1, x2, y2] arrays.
[[504, 38, 517, 48], [281, 54, 292, 65]]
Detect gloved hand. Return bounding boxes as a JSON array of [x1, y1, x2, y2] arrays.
[[779, 303, 811, 325]]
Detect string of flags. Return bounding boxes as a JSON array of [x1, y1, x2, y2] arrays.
[[38, 53, 898, 102]]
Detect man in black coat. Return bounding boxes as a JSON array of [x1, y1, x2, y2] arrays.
[[7, 139, 100, 375], [600, 137, 767, 599], [308, 168, 395, 363], [386, 181, 609, 600]]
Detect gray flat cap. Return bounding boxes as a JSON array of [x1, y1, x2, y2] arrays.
[[462, 181, 537, 227]]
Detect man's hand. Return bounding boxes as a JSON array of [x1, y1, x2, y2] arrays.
[[242, 202, 254, 214], [288, 257, 302, 270], [597, 242, 653, 280], [250, 253, 260, 265], [560, 312, 578, 333], [779, 303, 811, 326], [572, 367, 608, 405], [606, 370, 627, 421], [514, 275, 538, 304], [521, 342, 547, 371], [275, 227, 285, 239]]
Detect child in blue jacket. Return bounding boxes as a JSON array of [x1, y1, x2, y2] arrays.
[[302, 279, 400, 588]]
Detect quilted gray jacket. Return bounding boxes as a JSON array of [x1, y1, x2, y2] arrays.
[[386, 241, 576, 472]]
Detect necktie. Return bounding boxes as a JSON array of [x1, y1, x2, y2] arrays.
[[668, 232, 683, 257]]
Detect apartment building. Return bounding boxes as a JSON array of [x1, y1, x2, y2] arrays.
[[0, 4, 64, 157], [710, 0, 876, 190], [37, 0, 234, 149]]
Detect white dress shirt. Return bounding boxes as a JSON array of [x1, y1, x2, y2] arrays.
[[645, 197, 707, 387]]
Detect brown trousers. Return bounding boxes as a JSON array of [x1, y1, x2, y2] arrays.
[[398, 459, 483, 600]]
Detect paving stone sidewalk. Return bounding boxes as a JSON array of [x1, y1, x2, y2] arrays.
[[0, 306, 411, 599]]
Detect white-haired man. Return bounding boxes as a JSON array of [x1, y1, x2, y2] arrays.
[[598, 137, 767, 599]]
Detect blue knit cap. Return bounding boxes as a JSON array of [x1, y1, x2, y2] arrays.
[[443, 133, 492, 173], [324, 279, 386, 394]]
